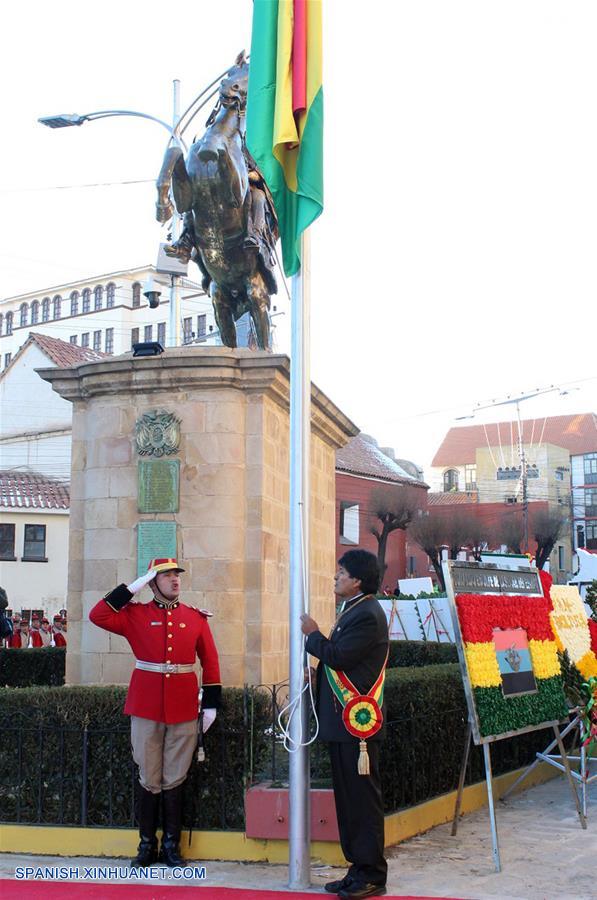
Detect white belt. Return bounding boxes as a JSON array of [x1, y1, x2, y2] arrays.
[[135, 660, 195, 674]]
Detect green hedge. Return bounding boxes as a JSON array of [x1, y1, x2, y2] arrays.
[[0, 666, 567, 828], [380, 664, 559, 811], [0, 685, 272, 830], [387, 640, 457, 668], [0, 647, 65, 687]]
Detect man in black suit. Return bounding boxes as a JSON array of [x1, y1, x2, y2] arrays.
[[301, 549, 389, 900]]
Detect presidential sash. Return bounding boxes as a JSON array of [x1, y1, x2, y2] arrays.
[[324, 651, 388, 774]]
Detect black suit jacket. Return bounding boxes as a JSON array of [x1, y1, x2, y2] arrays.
[[305, 595, 389, 742]]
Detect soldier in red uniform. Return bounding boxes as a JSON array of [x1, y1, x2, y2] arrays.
[[40, 618, 53, 647], [89, 558, 221, 868], [52, 615, 67, 647], [30, 616, 43, 648], [7, 613, 21, 648]]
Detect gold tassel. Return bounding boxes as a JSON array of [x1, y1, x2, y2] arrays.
[[357, 740, 370, 776]]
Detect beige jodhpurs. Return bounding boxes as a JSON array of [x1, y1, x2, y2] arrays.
[[130, 716, 197, 794]]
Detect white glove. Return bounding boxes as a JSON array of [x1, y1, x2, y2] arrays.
[[202, 708, 217, 732], [127, 569, 157, 595]]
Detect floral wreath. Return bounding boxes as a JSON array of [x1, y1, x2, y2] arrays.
[[539, 571, 597, 682], [455, 585, 568, 739]]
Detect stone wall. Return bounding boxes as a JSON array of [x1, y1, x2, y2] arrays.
[[39, 348, 357, 687]]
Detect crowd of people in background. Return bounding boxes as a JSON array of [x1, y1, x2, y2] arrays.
[[0, 587, 67, 649]]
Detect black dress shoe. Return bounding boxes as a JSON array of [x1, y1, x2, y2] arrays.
[[338, 883, 387, 900], [325, 874, 353, 893]]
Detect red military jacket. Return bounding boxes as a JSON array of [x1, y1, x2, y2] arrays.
[[89, 584, 222, 724], [53, 631, 67, 647], [30, 630, 43, 648]]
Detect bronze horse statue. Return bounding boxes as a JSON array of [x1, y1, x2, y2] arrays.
[[156, 52, 278, 350]]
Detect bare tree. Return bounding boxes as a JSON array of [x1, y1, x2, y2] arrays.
[[533, 507, 568, 570], [408, 513, 447, 589], [369, 484, 422, 577], [493, 511, 525, 554]]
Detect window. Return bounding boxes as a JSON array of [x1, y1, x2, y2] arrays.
[[53, 295, 62, 319], [144, 324, 153, 342], [6, 311, 13, 334], [70, 335, 77, 344], [408, 555, 417, 575], [81, 333, 89, 348], [20, 303, 28, 327], [157, 322, 166, 346], [131, 327, 139, 348], [0, 523, 16, 560], [106, 283, 115, 308], [4, 353, 11, 369], [585, 489, 597, 517], [105, 328, 114, 354], [30, 301, 39, 324], [584, 453, 597, 485], [465, 465, 477, 491], [93, 330, 101, 351], [586, 523, 597, 551], [183, 317, 193, 344], [443, 469, 459, 492], [558, 545, 565, 570], [23, 524, 47, 560], [70, 291, 79, 316], [339, 501, 359, 544], [41, 298, 50, 322], [82, 289, 91, 313], [197, 314, 207, 340], [132, 282, 141, 308], [94, 285, 103, 310]]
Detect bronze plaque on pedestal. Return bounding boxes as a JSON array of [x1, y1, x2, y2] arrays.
[[137, 521, 177, 576], [138, 460, 180, 513]]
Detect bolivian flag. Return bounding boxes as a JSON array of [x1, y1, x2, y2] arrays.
[[246, 0, 323, 277], [455, 592, 568, 738]]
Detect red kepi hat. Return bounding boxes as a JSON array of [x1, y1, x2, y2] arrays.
[[148, 558, 185, 575]]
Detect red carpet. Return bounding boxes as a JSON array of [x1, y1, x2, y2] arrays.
[[0, 882, 459, 900]]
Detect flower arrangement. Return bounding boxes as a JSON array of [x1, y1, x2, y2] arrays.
[[540, 571, 597, 683], [455, 590, 568, 739]]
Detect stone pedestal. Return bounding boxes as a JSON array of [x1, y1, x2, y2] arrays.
[[38, 348, 357, 687]]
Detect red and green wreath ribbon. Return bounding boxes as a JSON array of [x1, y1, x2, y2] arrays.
[[325, 653, 387, 740]]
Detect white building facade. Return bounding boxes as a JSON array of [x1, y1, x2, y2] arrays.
[[0, 265, 218, 370]]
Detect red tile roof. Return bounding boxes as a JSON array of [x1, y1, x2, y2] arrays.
[[27, 332, 108, 367], [427, 491, 478, 506], [336, 435, 428, 487], [432, 413, 597, 466], [1, 332, 107, 378], [0, 470, 70, 510]]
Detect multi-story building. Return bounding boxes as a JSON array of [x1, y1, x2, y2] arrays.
[[0, 265, 218, 370], [429, 413, 597, 574]]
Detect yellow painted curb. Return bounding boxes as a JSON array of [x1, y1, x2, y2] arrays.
[[0, 761, 556, 865]]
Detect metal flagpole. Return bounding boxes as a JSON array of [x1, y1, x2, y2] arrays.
[[288, 231, 312, 889]]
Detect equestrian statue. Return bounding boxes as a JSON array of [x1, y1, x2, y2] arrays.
[[155, 52, 278, 350]]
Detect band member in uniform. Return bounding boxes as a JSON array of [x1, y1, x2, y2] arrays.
[[52, 615, 67, 647], [301, 549, 389, 900], [90, 558, 221, 868]]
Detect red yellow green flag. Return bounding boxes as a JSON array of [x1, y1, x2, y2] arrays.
[[246, 0, 323, 277]]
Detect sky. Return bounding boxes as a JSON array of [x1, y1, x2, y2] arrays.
[[1, 0, 595, 471]]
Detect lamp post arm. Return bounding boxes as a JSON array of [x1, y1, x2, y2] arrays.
[[83, 110, 188, 150]]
